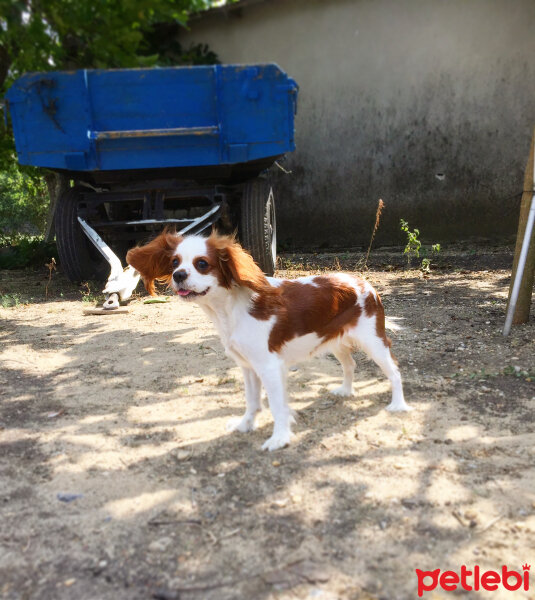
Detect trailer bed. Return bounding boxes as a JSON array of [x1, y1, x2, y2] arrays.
[[6, 64, 297, 182]]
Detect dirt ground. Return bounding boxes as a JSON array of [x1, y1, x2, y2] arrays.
[[0, 245, 534, 600]]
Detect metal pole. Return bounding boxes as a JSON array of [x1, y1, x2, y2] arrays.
[[503, 193, 535, 336]]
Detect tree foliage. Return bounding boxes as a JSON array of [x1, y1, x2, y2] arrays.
[[0, 162, 48, 244], [0, 1, 219, 92]]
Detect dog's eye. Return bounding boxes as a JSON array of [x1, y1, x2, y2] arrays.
[[172, 257, 180, 268], [196, 259, 209, 271]]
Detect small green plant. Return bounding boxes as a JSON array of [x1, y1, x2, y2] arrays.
[[425, 243, 442, 272], [421, 258, 431, 273], [400, 219, 441, 271], [400, 219, 421, 267], [0, 293, 22, 308]]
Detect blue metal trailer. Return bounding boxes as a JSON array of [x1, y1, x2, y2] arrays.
[[5, 64, 298, 281]]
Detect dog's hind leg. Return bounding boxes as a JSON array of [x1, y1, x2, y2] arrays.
[[227, 367, 262, 433], [330, 345, 355, 397], [358, 334, 411, 412]]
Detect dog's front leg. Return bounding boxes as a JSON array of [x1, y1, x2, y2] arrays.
[[226, 367, 261, 433], [256, 361, 294, 451]]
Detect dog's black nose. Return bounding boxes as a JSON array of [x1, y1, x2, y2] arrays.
[[173, 269, 188, 283]]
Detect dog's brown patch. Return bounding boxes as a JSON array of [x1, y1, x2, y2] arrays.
[[251, 276, 362, 353], [126, 231, 181, 295]]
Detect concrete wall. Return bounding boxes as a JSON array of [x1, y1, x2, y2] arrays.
[[181, 0, 535, 248]]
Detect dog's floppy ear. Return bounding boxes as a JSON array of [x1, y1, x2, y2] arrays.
[[207, 233, 268, 293], [126, 230, 181, 295]]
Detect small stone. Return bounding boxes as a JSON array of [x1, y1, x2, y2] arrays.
[[149, 537, 173, 553], [57, 493, 83, 503], [174, 449, 191, 461], [63, 579, 76, 587], [272, 460, 281, 467]]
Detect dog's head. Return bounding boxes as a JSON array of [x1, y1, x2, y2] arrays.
[[126, 231, 268, 300]]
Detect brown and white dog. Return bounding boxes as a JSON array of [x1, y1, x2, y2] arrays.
[[126, 231, 411, 451]]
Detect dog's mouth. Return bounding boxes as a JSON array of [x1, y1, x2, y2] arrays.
[[175, 288, 209, 299]]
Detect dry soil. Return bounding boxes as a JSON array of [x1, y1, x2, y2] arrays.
[[0, 246, 534, 600]]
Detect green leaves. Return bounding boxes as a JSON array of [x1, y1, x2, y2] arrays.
[[0, 163, 49, 245], [400, 218, 421, 263], [0, 0, 221, 108], [400, 218, 442, 271]]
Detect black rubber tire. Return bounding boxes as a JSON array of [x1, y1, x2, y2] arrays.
[[239, 178, 277, 276], [54, 186, 109, 282]]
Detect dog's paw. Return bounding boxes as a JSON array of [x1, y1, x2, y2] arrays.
[[386, 401, 413, 412], [330, 385, 353, 397], [261, 430, 292, 451], [226, 416, 256, 433]]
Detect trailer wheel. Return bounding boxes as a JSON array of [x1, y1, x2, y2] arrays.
[[55, 186, 108, 282], [239, 178, 277, 276]]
